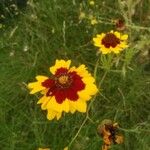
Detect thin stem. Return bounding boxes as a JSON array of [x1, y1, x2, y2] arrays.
[[68, 59, 108, 148], [68, 116, 88, 147], [99, 71, 108, 88]]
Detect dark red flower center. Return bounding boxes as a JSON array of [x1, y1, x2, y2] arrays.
[[41, 67, 85, 104], [101, 33, 120, 48], [55, 73, 73, 89]]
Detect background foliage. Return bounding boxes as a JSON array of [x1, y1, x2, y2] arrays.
[[0, 0, 150, 150]]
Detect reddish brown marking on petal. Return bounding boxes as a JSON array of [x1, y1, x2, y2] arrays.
[[41, 68, 85, 104], [102, 33, 120, 48], [55, 67, 68, 75], [69, 72, 85, 91], [54, 90, 67, 104], [42, 79, 55, 88], [66, 88, 79, 101]]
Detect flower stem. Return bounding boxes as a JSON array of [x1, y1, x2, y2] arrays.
[[67, 59, 108, 148]]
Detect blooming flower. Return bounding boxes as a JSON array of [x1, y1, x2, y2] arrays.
[[93, 30, 128, 54], [97, 119, 123, 150], [89, 1, 95, 6], [91, 18, 98, 25], [28, 60, 98, 120]]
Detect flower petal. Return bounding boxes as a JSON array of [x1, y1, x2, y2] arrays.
[[50, 60, 71, 74], [28, 75, 48, 94], [121, 34, 128, 40], [69, 100, 87, 113], [47, 109, 56, 120], [46, 96, 69, 113]]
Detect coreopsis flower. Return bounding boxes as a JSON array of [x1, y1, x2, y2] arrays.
[[93, 30, 128, 54], [97, 119, 123, 150], [28, 60, 98, 120]]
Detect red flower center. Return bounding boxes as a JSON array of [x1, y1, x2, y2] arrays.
[[55, 74, 73, 89], [102, 33, 120, 48], [41, 68, 85, 104]]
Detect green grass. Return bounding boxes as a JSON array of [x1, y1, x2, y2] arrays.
[[0, 0, 150, 150]]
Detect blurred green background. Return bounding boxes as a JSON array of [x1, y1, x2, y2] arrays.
[[0, 0, 150, 150]]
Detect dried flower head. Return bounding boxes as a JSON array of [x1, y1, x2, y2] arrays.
[[97, 119, 123, 150], [115, 19, 126, 31]]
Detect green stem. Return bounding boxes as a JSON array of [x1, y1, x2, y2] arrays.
[[68, 59, 108, 148]]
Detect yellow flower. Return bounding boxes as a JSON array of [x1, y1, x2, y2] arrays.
[[79, 12, 86, 20], [91, 19, 98, 25], [89, 1, 95, 5], [93, 30, 128, 54], [63, 147, 69, 150], [28, 60, 98, 120]]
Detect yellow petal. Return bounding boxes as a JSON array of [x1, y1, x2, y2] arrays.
[[78, 90, 92, 101], [50, 60, 71, 74], [110, 46, 121, 53], [76, 100, 87, 112], [28, 75, 48, 94], [78, 83, 98, 101], [41, 97, 50, 110], [46, 97, 69, 113], [69, 103, 76, 114], [71, 65, 90, 78], [121, 34, 128, 40], [100, 45, 111, 54], [114, 31, 121, 38], [37, 95, 50, 104], [36, 75, 48, 81], [97, 33, 105, 38], [47, 110, 56, 120], [82, 76, 95, 84], [28, 82, 45, 94], [120, 42, 128, 48], [69, 100, 87, 113], [56, 112, 62, 120]]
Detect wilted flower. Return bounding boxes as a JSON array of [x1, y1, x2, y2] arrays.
[[93, 30, 128, 54], [115, 19, 126, 31], [28, 60, 98, 120], [97, 119, 123, 150]]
